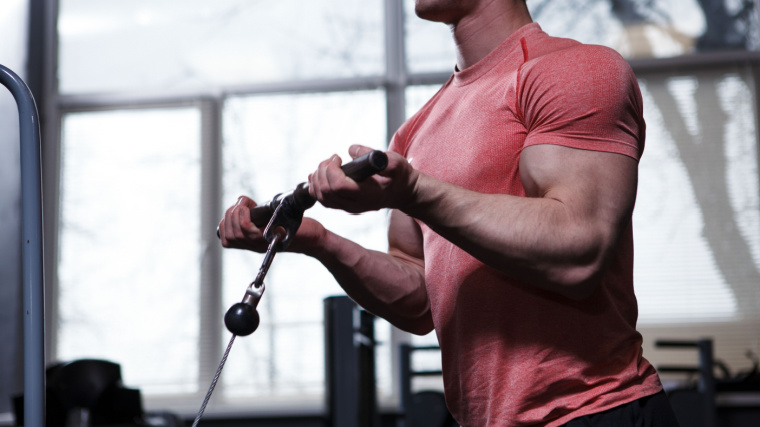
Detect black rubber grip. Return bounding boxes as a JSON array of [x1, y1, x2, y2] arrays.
[[248, 150, 387, 227], [250, 203, 276, 227], [340, 150, 389, 182], [215, 150, 389, 238]]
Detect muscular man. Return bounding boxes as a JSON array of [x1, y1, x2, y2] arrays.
[[220, 0, 679, 425]]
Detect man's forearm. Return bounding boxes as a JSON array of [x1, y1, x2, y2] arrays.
[[402, 173, 620, 299], [303, 229, 433, 334]]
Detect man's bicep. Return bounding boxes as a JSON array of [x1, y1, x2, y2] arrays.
[[386, 209, 432, 334], [519, 144, 638, 228], [388, 209, 425, 273]]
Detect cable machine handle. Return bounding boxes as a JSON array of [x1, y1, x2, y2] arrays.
[[249, 150, 388, 227]]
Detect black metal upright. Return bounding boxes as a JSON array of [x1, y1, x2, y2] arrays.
[[655, 338, 718, 427], [324, 296, 379, 427], [0, 64, 45, 427]]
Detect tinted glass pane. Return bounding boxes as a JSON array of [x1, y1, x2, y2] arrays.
[[405, 0, 760, 73], [59, 0, 384, 94], [634, 68, 760, 325], [221, 90, 388, 403], [58, 108, 201, 394], [404, 0, 457, 73]]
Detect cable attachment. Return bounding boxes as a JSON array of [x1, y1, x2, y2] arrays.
[[219, 150, 389, 336], [263, 191, 306, 251], [224, 283, 264, 337], [223, 230, 282, 336]]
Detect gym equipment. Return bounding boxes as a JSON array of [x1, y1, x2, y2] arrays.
[[193, 150, 388, 426], [324, 296, 379, 427], [657, 339, 718, 427], [222, 150, 388, 335], [399, 345, 456, 427], [1, 64, 45, 427], [13, 359, 181, 427], [657, 339, 760, 427]]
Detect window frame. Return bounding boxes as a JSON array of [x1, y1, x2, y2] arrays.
[[42, 0, 428, 416], [39, 0, 760, 418]]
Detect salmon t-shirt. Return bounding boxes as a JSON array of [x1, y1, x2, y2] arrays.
[[390, 23, 661, 426]]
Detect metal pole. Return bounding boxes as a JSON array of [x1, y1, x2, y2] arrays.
[[0, 64, 45, 427]]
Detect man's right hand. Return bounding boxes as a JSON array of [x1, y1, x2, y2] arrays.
[[218, 195, 327, 255]]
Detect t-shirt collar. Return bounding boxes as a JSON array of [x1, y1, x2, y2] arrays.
[[452, 22, 542, 86]]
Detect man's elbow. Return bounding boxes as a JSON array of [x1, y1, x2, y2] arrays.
[[557, 270, 602, 300], [394, 310, 435, 336], [551, 244, 611, 300]]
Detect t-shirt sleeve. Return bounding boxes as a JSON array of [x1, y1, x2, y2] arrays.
[[388, 106, 422, 158], [388, 130, 404, 157], [518, 44, 645, 160]]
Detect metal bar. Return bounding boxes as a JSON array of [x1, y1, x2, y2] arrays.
[[655, 366, 700, 373], [58, 75, 387, 111], [0, 64, 45, 427], [40, 0, 61, 367], [385, 0, 407, 141], [325, 296, 379, 427], [409, 370, 444, 377], [629, 50, 760, 74], [198, 98, 224, 402], [697, 339, 717, 427], [357, 310, 379, 427], [654, 340, 700, 348], [407, 346, 442, 352], [325, 296, 359, 427], [399, 344, 412, 427]]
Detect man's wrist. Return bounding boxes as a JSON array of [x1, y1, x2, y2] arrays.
[[398, 171, 431, 219], [298, 227, 332, 259]]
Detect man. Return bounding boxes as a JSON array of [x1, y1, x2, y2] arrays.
[[220, 0, 679, 425]]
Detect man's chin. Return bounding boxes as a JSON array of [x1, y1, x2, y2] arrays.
[[414, 0, 463, 24]]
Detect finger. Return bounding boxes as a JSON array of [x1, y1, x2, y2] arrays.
[[221, 197, 244, 244], [238, 205, 250, 237], [311, 161, 325, 201], [307, 173, 317, 199], [376, 150, 408, 177], [314, 155, 338, 200], [325, 155, 347, 190], [348, 144, 374, 160], [238, 198, 258, 233], [229, 197, 250, 239], [218, 218, 228, 246]]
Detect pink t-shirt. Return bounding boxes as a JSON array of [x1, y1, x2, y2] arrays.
[[390, 23, 661, 426]]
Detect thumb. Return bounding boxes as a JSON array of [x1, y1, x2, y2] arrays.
[[348, 144, 374, 160]]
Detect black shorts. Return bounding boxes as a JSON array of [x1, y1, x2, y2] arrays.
[[561, 390, 681, 427]]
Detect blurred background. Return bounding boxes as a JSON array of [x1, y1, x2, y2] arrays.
[[1, 0, 759, 425]]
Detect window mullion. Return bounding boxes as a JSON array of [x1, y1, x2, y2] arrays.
[[198, 97, 224, 397], [383, 0, 411, 410], [385, 0, 407, 141]]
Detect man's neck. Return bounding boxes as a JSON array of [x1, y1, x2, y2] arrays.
[[449, 1, 532, 70]]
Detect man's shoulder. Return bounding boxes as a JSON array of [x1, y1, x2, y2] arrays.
[[521, 34, 635, 91], [526, 31, 628, 69]]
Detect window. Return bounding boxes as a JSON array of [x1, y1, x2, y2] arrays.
[[57, 0, 384, 93], [52, 0, 760, 418], [54, 0, 392, 416], [58, 108, 202, 395], [220, 91, 389, 407], [635, 67, 760, 375]]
